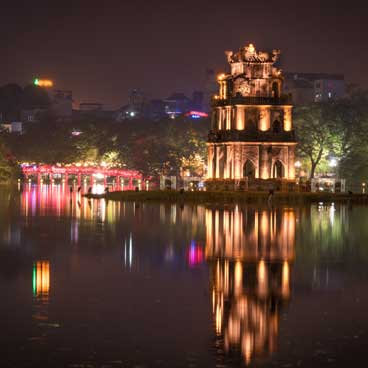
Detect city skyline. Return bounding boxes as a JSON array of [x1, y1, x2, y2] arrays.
[[1, 0, 367, 108]]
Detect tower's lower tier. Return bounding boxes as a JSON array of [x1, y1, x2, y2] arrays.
[[207, 142, 297, 182]]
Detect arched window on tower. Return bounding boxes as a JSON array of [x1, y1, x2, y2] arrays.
[[272, 82, 279, 99], [222, 111, 227, 130], [243, 160, 255, 179], [218, 154, 225, 179], [247, 120, 257, 131], [228, 160, 233, 178], [272, 120, 282, 133], [273, 160, 284, 178], [211, 110, 217, 130], [212, 155, 216, 178]]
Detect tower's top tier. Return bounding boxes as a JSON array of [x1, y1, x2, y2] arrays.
[[216, 43, 285, 101], [225, 43, 280, 65]]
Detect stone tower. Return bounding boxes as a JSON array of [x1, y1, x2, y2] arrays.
[[206, 43, 296, 190]]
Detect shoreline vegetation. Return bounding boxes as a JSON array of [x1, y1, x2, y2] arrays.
[[83, 190, 368, 204]]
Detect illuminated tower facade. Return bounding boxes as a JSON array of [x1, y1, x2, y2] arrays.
[[207, 43, 296, 190]]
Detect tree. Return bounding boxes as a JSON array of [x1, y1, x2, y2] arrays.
[[294, 103, 337, 179], [294, 91, 368, 182], [0, 139, 18, 182], [331, 91, 368, 184]]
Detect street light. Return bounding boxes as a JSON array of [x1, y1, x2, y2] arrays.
[[294, 161, 302, 183], [329, 158, 338, 168]]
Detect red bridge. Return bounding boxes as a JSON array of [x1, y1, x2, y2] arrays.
[[21, 164, 143, 187]]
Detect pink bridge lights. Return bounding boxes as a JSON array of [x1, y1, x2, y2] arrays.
[[21, 164, 143, 188]]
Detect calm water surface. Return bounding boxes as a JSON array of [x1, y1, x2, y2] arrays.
[[1, 185, 368, 367]]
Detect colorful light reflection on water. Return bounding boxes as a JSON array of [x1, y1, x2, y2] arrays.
[[1, 185, 368, 367]]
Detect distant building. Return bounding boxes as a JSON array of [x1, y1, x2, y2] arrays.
[[0, 111, 19, 123], [115, 90, 207, 122], [0, 121, 23, 134], [203, 68, 218, 112], [164, 92, 191, 118], [51, 90, 73, 120], [74, 102, 114, 120], [79, 102, 103, 111], [128, 89, 146, 114], [115, 89, 148, 121], [145, 99, 166, 121], [191, 91, 204, 111], [20, 108, 45, 123], [284, 72, 345, 105]]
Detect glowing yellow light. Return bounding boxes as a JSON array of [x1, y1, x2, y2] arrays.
[[248, 43, 255, 53], [217, 73, 225, 81], [34, 261, 50, 296], [281, 261, 290, 298], [234, 261, 242, 294], [257, 259, 268, 297], [242, 333, 253, 365], [34, 79, 54, 87], [284, 107, 292, 131], [215, 303, 222, 335]]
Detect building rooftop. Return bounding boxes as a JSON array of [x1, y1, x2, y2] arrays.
[[285, 72, 345, 81]]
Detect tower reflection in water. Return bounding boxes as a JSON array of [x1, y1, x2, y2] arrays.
[[206, 206, 295, 365], [32, 261, 50, 325]]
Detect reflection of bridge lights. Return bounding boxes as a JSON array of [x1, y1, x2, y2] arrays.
[[188, 241, 204, 267], [33, 261, 50, 297]]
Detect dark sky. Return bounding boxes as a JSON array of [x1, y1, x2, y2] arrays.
[[1, 0, 367, 108]]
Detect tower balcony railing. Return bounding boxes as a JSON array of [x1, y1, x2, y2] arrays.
[[212, 94, 292, 107], [208, 129, 296, 143]]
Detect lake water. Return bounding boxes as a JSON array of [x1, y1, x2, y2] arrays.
[[1, 184, 368, 367]]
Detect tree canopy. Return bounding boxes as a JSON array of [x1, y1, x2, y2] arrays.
[[294, 90, 368, 183], [1, 115, 209, 179]]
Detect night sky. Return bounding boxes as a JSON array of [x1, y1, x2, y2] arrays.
[[1, 0, 367, 108]]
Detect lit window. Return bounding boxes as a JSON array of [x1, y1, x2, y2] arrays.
[[328, 92, 332, 98]]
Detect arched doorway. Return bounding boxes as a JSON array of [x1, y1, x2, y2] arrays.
[[272, 120, 282, 133], [243, 160, 255, 179], [273, 160, 284, 178]]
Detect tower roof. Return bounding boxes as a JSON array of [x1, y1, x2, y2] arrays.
[[225, 43, 280, 64]]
